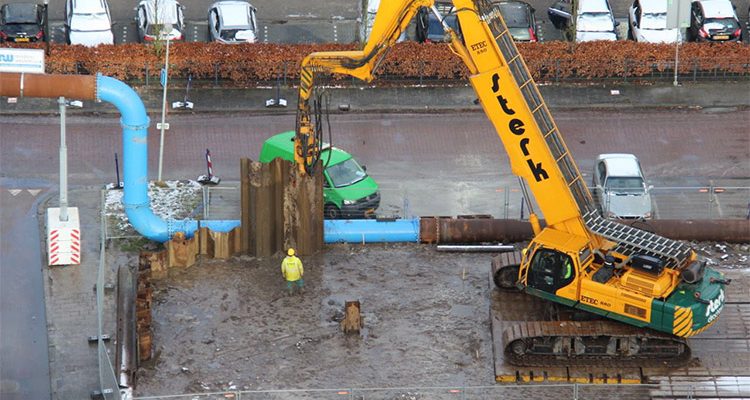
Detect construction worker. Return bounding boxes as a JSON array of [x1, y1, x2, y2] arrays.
[[281, 248, 304, 296], [563, 257, 572, 280]]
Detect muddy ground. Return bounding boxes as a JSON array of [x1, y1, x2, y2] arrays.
[[136, 243, 496, 396], [134, 240, 748, 397]]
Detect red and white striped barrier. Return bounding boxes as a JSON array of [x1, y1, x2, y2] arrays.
[[197, 148, 221, 185], [46, 208, 81, 266]]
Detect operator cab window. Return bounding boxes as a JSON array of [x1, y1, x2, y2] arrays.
[[528, 248, 575, 294]]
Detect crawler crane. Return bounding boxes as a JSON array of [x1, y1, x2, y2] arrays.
[[291, 0, 729, 366]]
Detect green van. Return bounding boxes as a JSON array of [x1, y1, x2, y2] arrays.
[[259, 131, 380, 219]]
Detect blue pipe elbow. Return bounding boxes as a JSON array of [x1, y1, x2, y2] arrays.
[[97, 74, 239, 242]]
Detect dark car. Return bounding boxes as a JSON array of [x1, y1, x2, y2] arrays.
[[0, 3, 45, 43], [416, 3, 460, 43], [494, 1, 539, 42], [687, 0, 742, 42], [547, 0, 572, 29]]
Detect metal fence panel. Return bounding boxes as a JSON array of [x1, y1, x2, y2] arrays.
[[132, 381, 750, 400]]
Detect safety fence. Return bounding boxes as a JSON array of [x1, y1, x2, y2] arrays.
[[131, 380, 750, 400], [97, 190, 124, 400], [103, 183, 750, 240]]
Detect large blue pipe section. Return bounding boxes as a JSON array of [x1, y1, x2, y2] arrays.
[[96, 74, 412, 244], [324, 219, 420, 243], [96, 74, 240, 242]]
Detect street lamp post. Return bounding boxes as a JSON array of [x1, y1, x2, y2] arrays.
[[57, 97, 83, 221], [44, 0, 50, 56], [157, 24, 172, 183], [58, 97, 68, 221]]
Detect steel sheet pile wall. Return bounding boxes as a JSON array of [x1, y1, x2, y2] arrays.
[[242, 158, 323, 257]]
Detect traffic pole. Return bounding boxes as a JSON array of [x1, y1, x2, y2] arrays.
[[197, 149, 221, 185]]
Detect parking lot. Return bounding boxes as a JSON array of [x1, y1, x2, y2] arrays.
[[13, 0, 750, 44]]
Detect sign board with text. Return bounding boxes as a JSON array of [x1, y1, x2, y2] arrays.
[[0, 48, 45, 74]]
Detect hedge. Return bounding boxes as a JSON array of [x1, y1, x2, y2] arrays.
[[8, 41, 750, 84]]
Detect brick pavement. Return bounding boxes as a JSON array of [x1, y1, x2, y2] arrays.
[[41, 188, 130, 399]]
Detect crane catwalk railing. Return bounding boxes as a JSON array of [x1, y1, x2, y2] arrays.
[[476, 0, 691, 267], [583, 211, 692, 269], [476, 0, 596, 218]]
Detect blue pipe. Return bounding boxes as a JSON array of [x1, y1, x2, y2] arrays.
[[324, 219, 420, 243], [96, 74, 414, 244], [96, 74, 240, 242]]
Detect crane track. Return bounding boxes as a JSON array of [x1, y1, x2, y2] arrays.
[[501, 319, 692, 368]]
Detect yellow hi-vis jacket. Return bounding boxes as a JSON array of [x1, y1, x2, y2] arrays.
[[281, 255, 304, 281]]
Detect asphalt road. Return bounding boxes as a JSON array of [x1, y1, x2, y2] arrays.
[[1, 108, 748, 218], [0, 180, 51, 400]]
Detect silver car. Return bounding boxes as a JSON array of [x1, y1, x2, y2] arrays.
[[135, 0, 185, 42], [65, 0, 113, 46], [575, 0, 618, 41], [208, 1, 257, 43], [628, 0, 681, 43], [592, 153, 654, 220]]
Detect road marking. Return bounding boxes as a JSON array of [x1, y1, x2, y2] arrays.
[[7, 189, 43, 196]]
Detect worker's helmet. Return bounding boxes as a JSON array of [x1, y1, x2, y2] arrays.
[[287, 248, 295, 256]]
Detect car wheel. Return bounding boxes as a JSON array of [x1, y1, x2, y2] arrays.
[[324, 204, 340, 220]]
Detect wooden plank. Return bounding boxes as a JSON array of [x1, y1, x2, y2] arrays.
[[240, 158, 251, 254]]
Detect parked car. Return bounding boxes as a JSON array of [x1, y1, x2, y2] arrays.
[[575, 0, 618, 41], [0, 3, 45, 43], [135, 0, 185, 42], [65, 0, 114, 46], [687, 0, 742, 42], [628, 0, 681, 43], [259, 131, 381, 219], [592, 153, 654, 220], [208, 1, 257, 43], [416, 3, 460, 43], [494, 1, 539, 42], [547, 0, 572, 30]]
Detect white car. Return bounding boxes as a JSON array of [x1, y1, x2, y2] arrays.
[[575, 0, 618, 42], [208, 1, 257, 43], [64, 0, 114, 46], [135, 0, 185, 42], [628, 0, 681, 43], [592, 153, 655, 220]]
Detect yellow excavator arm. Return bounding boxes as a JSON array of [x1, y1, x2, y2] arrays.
[[295, 0, 594, 239], [295, 0, 433, 177]]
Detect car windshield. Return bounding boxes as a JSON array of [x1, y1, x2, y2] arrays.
[[218, 4, 253, 29], [497, 4, 530, 28], [70, 12, 110, 31], [2, 5, 38, 24], [605, 177, 645, 194], [145, 0, 179, 25], [641, 12, 667, 29], [577, 12, 614, 31], [326, 158, 367, 188], [703, 17, 739, 30]]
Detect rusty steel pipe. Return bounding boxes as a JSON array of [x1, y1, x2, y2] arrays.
[[0, 72, 96, 100], [420, 217, 750, 244], [628, 219, 750, 243], [420, 217, 534, 244]]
